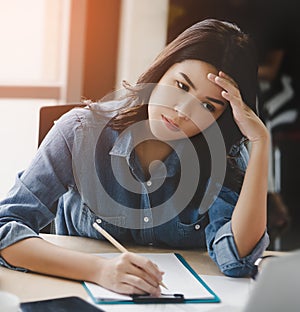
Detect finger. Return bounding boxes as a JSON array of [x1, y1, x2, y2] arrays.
[[116, 253, 162, 288], [219, 71, 238, 88], [127, 253, 163, 282], [222, 90, 249, 120], [116, 282, 146, 296], [123, 274, 161, 296], [221, 90, 241, 106], [126, 262, 160, 288], [207, 73, 239, 95]]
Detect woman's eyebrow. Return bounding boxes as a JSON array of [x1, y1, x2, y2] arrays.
[[206, 96, 226, 106], [179, 72, 196, 90], [179, 72, 226, 106]]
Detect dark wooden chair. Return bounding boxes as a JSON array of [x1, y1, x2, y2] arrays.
[[38, 104, 85, 232], [38, 104, 85, 146]]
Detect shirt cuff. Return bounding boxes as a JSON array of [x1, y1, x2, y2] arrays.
[[0, 222, 43, 271], [211, 221, 270, 277], [0, 221, 41, 250], [0, 256, 28, 272]]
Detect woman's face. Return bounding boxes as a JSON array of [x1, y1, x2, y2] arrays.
[[148, 59, 228, 141]]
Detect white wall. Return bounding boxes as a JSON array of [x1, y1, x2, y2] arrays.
[[116, 0, 169, 87], [0, 99, 57, 199], [0, 0, 86, 199]]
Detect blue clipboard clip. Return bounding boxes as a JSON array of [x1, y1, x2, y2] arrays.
[[131, 293, 184, 303]]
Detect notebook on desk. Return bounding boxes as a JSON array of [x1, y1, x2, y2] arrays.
[[83, 253, 220, 304]]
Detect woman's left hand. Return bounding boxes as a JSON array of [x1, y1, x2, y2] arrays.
[[208, 71, 269, 143]]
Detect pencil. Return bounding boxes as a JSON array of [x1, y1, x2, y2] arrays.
[[92, 221, 168, 290]]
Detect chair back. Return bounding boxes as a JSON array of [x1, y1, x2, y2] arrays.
[[38, 104, 85, 233], [38, 104, 85, 146]]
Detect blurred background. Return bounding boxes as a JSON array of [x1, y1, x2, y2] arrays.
[[0, 0, 299, 251]]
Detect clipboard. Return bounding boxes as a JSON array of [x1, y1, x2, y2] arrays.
[[83, 253, 221, 304]]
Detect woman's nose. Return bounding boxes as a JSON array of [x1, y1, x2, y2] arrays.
[[174, 105, 189, 120]]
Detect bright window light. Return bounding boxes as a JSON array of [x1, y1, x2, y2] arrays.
[[0, 0, 69, 199]]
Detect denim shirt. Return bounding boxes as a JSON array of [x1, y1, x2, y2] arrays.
[[0, 101, 269, 277]]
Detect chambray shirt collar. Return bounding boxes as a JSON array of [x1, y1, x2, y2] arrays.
[[109, 128, 134, 159], [109, 127, 186, 178]]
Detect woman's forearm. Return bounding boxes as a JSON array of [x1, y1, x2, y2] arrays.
[[231, 136, 270, 257], [0, 237, 163, 296], [0, 237, 103, 283]]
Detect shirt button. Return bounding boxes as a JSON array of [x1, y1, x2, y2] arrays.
[[96, 218, 102, 224], [144, 217, 149, 223], [194, 224, 201, 230], [146, 180, 152, 187]]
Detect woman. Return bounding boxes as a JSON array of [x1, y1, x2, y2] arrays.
[[0, 19, 269, 296]]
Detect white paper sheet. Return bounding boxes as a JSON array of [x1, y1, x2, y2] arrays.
[[84, 253, 216, 302]]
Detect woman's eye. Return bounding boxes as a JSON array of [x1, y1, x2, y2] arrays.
[[202, 102, 216, 112], [176, 81, 189, 92]]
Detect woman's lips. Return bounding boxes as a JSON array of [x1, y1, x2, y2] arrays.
[[161, 114, 180, 132]]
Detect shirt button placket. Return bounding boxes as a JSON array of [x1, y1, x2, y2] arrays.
[[141, 180, 154, 244]]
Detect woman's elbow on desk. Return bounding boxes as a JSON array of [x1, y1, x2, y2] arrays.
[[0, 237, 48, 270]]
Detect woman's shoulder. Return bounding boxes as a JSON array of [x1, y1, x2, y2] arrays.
[[51, 99, 128, 147], [88, 98, 130, 117], [56, 99, 128, 128]]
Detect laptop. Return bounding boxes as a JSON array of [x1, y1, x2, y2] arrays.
[[242, 250, 300, 312]]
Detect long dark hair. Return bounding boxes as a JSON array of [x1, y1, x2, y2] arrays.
[[106, 19, 258, 192]]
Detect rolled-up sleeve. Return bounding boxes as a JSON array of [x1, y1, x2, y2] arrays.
[[205, 188, 270, 277], [0, 173, 54, 249], [0, 172, 57, 271]]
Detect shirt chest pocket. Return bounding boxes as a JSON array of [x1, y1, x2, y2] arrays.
[[173, 214, 209, 248], [77, 202, 128, 240]]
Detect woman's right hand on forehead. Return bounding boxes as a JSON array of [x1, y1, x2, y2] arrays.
[[94, 252, 163, 296], [208, 71, 269, 144]]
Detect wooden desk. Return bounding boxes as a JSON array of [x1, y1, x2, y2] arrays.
[[0, 234, 219, 302], [0, 234, 284, 311]]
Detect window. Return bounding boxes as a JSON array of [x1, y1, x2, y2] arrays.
[[0, 0, 86, 198]]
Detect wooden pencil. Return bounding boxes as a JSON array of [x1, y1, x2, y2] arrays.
[[92, 221, 168, 290]]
